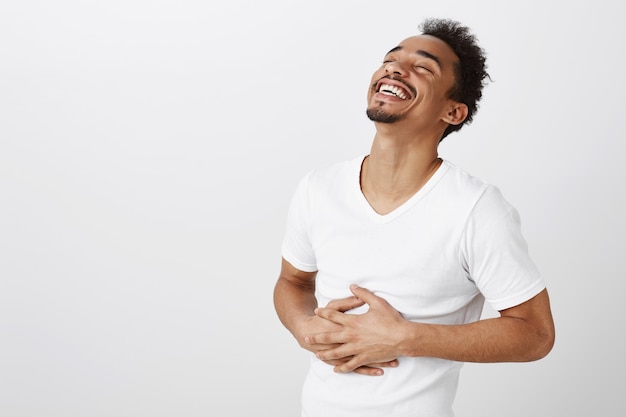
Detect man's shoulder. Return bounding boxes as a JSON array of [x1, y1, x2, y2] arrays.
[[440, 160, 515, 215], [440, 160, 492, 194]]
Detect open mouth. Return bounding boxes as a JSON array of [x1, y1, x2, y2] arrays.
[[376, 80, 413, 100], [378, 83, 410, 100]]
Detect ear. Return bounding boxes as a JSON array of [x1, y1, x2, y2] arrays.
[[442, 101, 468, 126]]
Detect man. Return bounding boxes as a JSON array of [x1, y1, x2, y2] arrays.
[[273, 18, 555, 417]]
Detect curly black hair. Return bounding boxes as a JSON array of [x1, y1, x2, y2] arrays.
[[419, 18, 490, 140]]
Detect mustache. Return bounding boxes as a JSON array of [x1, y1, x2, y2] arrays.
[[374, 75, 417, 97]]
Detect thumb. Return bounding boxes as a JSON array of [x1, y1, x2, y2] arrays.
[[349, 284, 381, 306], [350, 284, 399, 316]]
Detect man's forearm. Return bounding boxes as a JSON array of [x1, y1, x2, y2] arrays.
[[403, 290, 554, 363], [273, 276, 317, 337], [401, 314, 553, 363], [312, 286, 555, 373]]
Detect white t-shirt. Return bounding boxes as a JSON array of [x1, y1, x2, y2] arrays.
[[281, 155, 546, 417]]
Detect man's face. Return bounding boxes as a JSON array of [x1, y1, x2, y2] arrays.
[[366, 35, 460, 127]]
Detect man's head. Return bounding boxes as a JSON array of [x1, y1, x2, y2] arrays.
[[420, 18, 489, 139], [366, 18, 489, 141]]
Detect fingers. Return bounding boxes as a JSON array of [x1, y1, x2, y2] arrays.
[[352, 366, 385, 376], [318, 357, 399, 376], [351, 361, 400, 376], [349, 359, 400, 376], [305, 330, 344, 346], [314, 344, 400, 374], [322, 284, 381, 314], [314, 342, 353, 362], [349, 284, 388, 308], [333, 354, 379, 374], [368, 359, 399, 368], [303, 341, 342, 353], [314, 307, 351, 326], [324, 295, 365, 312], [320, 360, 387, 376]]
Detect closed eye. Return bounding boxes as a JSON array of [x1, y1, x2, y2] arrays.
[[414, 65, 432, 73]]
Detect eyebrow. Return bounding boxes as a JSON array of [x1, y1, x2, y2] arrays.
[[416, 50, 441, 68], [385, 46, 442, 69]]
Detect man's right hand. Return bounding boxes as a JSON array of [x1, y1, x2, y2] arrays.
[[298, 294, 399, 376]]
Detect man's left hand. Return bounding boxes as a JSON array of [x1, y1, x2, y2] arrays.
[[306, 284, 407, 374]]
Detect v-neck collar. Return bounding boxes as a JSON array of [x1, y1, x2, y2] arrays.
[[353, 155, 449, 224]]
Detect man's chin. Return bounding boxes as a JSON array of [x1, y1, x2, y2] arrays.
[[366, 108, 403, 123]]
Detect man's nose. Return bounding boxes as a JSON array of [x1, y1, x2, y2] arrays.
[[384, 61, 408, 76]]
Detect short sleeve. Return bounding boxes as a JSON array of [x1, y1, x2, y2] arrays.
[[461, 185, 545, 311], [281, 172, 318, 272]]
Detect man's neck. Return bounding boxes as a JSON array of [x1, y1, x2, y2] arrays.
[[360, 131, 442, 215]]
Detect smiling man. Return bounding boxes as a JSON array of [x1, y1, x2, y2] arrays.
[[273, 18, 555, 417]]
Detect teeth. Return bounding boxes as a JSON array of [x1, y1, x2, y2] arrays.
[[379, 83, 408, 99]]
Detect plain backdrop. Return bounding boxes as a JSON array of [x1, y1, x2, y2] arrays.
[[1, 1, 624, 416]]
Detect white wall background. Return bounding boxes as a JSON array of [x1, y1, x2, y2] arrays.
[[1, 1, 624, 416]]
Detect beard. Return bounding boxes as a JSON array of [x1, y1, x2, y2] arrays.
[[366, 105, 404, 123]]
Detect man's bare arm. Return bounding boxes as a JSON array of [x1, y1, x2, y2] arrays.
[[273, 258, 319, 338], [310, 285, 555, 373]]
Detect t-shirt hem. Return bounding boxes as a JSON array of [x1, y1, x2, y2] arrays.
[[282, 246, 318, 272], [488, 282, 546, 311]]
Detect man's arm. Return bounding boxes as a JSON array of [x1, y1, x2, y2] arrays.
[[274, 259, 399, 375], [273, 258, 324, 344], [309, 284, 555, 373]]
